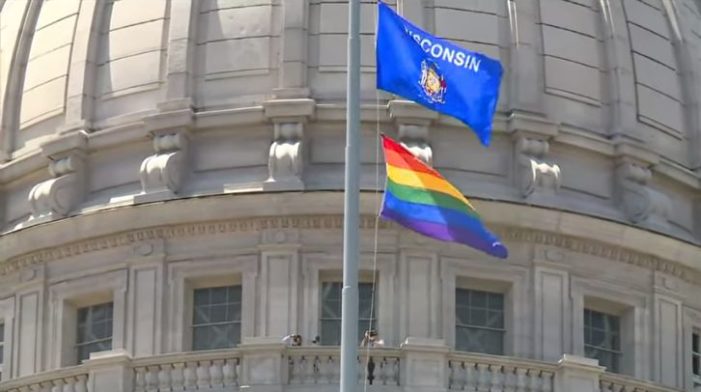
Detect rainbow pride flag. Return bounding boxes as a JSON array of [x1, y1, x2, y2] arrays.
[[380, 135, 508, 259]]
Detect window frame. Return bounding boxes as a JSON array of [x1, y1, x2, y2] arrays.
[[75, 302, 114, 362], [318, 278, 377, 346], [0, 321, 4, 377], [167, 256, 257, 353], [302, 253, 396, 346], [571, 277, 647, 378], [454, 287, 506, 355], [191, 284, 243, 351], [0, 296, 12, 382], [442, 258, 528, 357], [583, 307, 622, 373], [693, 329, 701, 386], [47, 270, 127, 367]]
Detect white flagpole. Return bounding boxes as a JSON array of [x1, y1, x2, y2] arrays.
[[340, 0, 361, 390]]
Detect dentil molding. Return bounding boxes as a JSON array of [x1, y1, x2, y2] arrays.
[[1, 215, 700, 286]]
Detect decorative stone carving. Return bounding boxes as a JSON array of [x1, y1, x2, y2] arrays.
[[389, 100, 437, 165], [266, 122, 304, 187], [616, 160, 670, 228], [262, 98, 315, 190], [138, 129, 190, 201], [399, 124, 432, 165], [515, 136, 561, 198], [613, 141, 669, 229], [27, 132, 88, 224], [508, 112, 560, 199]]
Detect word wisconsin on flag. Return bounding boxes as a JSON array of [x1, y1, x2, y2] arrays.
[[376, 2, 503, 146], [380, 134, 508, 259]]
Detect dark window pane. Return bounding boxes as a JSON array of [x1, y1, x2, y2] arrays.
[[194, 289, 209, 306], [693, 333, 699, 352], [0, 323, 5, 343], [583, 308, 620, 373], [321, 320, 341, 346], [470, 308, 487, 326], [455, 288, 505, 355], [192, 285, 242, 350], [591, 311, 604, 330], [320, 281, 376, 346], [193, 327, 209, 351], [456, 306, 469, 325], [489, 293, 504, 308], [228, 286, 242, 302], [693, 355, 699, 376], [471, 291, 487, 308], [211, 287, 227, 304], [76, 302, 114, 362]]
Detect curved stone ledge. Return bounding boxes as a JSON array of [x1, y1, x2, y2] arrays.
[[0, 192, 699, 285]]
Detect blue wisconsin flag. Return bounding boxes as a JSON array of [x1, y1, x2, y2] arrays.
[[376, 2, 503, 146]]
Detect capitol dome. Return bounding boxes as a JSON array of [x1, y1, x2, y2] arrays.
[[0, 0, 700, 391]]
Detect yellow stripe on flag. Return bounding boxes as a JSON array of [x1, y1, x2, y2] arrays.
[[386, 165, 475, 210]]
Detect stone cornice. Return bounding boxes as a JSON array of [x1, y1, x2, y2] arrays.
[[1, 214, 700, 286]]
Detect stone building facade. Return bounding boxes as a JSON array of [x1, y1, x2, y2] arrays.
[[0, 0, 700, 391]]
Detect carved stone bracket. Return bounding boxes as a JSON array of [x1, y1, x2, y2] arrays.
[[138, 128, 190, 201], [27, 131, 88, 224], [614, 142, 669, 229], [509, 112, 560, 198], [389, 100, 437, 165], [136, 109, 194, 203], [262, 98, 315, 190]]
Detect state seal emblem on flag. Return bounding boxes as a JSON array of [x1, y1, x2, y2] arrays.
[[419, 59, 447, 104]]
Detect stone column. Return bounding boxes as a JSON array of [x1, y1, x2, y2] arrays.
[[275, 0, 310, 98], [400, 338, 449, 392], [507, 0, 546, 115], [554, 355, 604, 392], [12, 266, 45, 377], [158, 0, 198, 111], [399, 251, 441, 341], [651, 272, 684, 388], [533, 247, 571, 362], [257, 230, 301, 338], [126, 240, 166, 357]]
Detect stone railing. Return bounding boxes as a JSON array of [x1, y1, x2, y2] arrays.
[[0, 365, 89, 392], [0, 344, 687, 392], [131, 350, 241, 392], [286, 346, 400, 386], [599, 373, 681, 392], [447, 352, 556, 391]]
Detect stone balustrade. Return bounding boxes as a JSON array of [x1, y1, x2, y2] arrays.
[[286, 347, 401, 386], [0, 366, 89, 392], [599, 373, 681, 392], [131, 350, 241, 392], [448, 352, 556, 391], [0, 347, 685, 392]]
